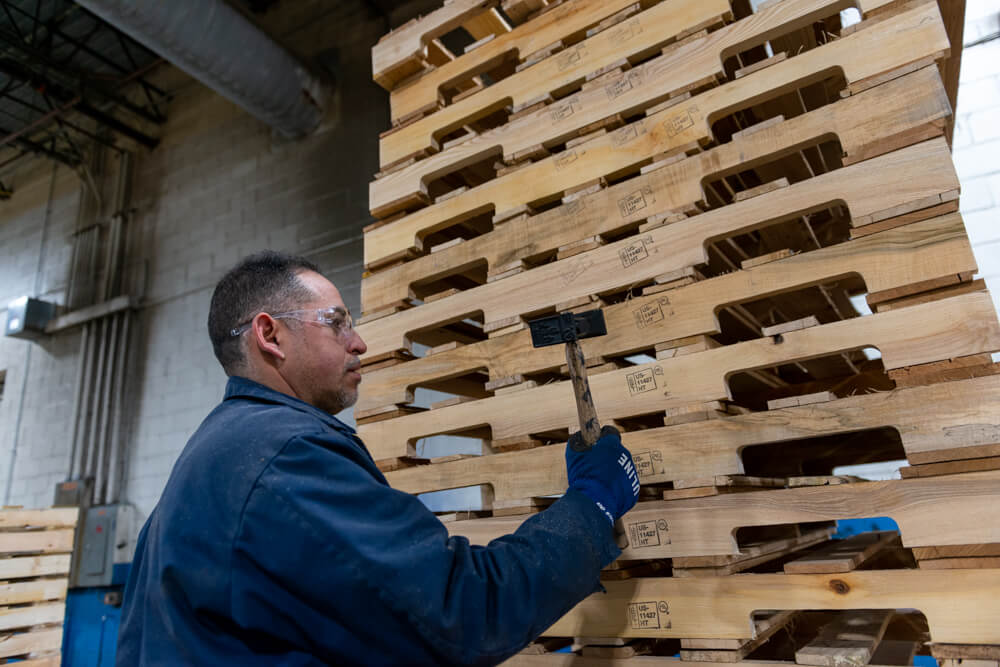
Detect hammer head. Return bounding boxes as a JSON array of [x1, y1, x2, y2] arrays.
[[527, 309, 607, 348]]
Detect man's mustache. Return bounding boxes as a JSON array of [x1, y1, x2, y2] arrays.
[[345, 357, 361, 371]]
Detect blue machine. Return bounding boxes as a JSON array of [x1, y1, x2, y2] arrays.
[[62, 562, 129, 666]]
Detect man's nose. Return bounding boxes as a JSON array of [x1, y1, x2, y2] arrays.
[[349, 329, 367, 355]]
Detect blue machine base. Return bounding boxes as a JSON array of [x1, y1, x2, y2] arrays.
[[62, 563, 129, 667]]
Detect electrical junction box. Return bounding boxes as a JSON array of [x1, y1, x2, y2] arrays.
[[4, 296, 56, 340], [71, 504, 138, 588]]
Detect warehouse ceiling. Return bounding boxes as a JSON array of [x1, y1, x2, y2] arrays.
[[0, 0, 172, 189]]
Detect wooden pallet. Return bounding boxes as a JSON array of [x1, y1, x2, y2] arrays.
[[444, 472, 1000, 558], [0, 507, 78, 666], [362, 72, 954, 314], [366, 0, 949, 257], [357, 209, 975, 414], [539, 569, 1000, 643], [358, 290, 1000, 460]]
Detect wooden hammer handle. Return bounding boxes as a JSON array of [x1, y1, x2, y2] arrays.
[[565, 339, 601, 450]]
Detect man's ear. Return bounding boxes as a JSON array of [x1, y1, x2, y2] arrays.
[[251, 313, 286, 362]]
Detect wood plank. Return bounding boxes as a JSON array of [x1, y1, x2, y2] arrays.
[[0, 602, 63, 632], [541, 569, 1000, 643], [0, 530, 75, 555], [0, 508, 77, 529], [385, 0, 681, 121], [674, 528, 835, 569], [447, 472, 1000, 559], [913, 545, 1000, 560], [364, 80, 955, 314], [674, 529, 834, 577], [384, 373, 1000, 499], [368, 0, 948, 240], [359, 291, 1000, 460], [784, 532, 901, 574], [361, 138, 965, 361], [899, 456, 1000, 479], [918, 557, 1000, 570], [0, 554, 71, 579], [504, 657, 915, 666], [795, 611, 893, 666], [0, 626, 62, 659], [0, 578, 67, 606], [931, 645, 1000, 661], [681, 611, 797, 661]]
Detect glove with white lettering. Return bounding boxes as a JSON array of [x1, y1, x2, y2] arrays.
[[566, 425, 640, 525]]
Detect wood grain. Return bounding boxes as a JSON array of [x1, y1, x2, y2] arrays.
[[363, 70, 954, 311]]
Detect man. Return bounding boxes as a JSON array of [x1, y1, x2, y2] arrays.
[[117, 251, 639, 665]]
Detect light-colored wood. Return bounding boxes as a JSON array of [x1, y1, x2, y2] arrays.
[[503, 656, 924, 667], [919, 557, 1000, 569], [794, 611, 893, 667], [674, 528, 835, 570], [767, 391, 835, 411], [0, 554, 71, 580], [449, 472, 1000, 559], [899, 456, 1000, 478], [541, 569, 1000, 643], [384, 371, 1000, 499], [762, 317, 820, 338], [359, 211, 974, 412], [359, 290, 1000, 460], [0, 626, 63, 659], [363, 75, 953, 310], [368, 0, 948, 239], [386, 0, 680, 121], [0, 578, 68, 606], [784, 532, 901, 574], [0, 530, 74, 555], [0, 601, 64, 631], [379, 0, 730, 168], [681, 611, 797, 661], [372, 0, 497, 90], [360, 138, 963, 363], [932, 645, 1000, 661], [914, 544, 1000, 560], [0, 508, 77, 529], [674, 529, 833, 577]]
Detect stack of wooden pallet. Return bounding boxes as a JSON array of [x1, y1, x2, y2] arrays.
[[362, 0, 999, 663], [0, 507, 77, 665]]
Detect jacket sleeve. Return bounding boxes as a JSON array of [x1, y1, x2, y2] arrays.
[[228, 432, 621, 665]]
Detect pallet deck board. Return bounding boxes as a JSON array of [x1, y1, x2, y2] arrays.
[[541, 569, 1000, 642], [447, 472, 1000, 559]]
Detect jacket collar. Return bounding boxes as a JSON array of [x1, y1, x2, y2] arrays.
[[223, 376, 358, 436]]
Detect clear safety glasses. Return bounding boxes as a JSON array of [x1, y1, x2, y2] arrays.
[[230, 306, 355, 341]]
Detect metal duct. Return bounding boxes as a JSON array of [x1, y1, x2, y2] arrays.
[[75, 0, 328, 139]]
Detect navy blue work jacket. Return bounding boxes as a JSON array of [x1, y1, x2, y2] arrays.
[[116, 376, 620, 665]]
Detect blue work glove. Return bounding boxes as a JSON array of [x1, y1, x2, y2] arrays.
[[566, 425, 640, 525]]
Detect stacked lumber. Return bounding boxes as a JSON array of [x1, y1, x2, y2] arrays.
[[0, 508, 78, 666], [364, 0, 998, 663]]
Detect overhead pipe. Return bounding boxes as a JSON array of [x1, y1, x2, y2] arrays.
[[74, 0, 329, 139]]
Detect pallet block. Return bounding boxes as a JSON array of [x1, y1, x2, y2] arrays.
[[362, 72, 954, 311], [384, 373, 1000, 499], [366, 0, 948, 250], [357, 211, 973, 412]]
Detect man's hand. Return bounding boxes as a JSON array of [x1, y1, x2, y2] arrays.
[[565, 426, 640, 524]]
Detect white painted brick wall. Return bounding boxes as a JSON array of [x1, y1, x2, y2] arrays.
[[954, 0, 1000, 317]]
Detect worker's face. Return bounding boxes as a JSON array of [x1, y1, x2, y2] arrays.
[[282, 271, 367, 415]]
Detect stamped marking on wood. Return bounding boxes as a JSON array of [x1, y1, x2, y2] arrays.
[[633, 449, 666, 478], [633, 297, 673, 329], [618, 186, 655, 217], [628, 600, 671, 630], [626, 366, 664, 395], [619, 235, 655, 267], [628, 518, 671, 547]]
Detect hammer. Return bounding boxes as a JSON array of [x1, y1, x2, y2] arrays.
[[527, 309, 607, 451]]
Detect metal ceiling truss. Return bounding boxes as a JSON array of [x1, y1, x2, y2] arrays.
[[0, 0, 169, 186]]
